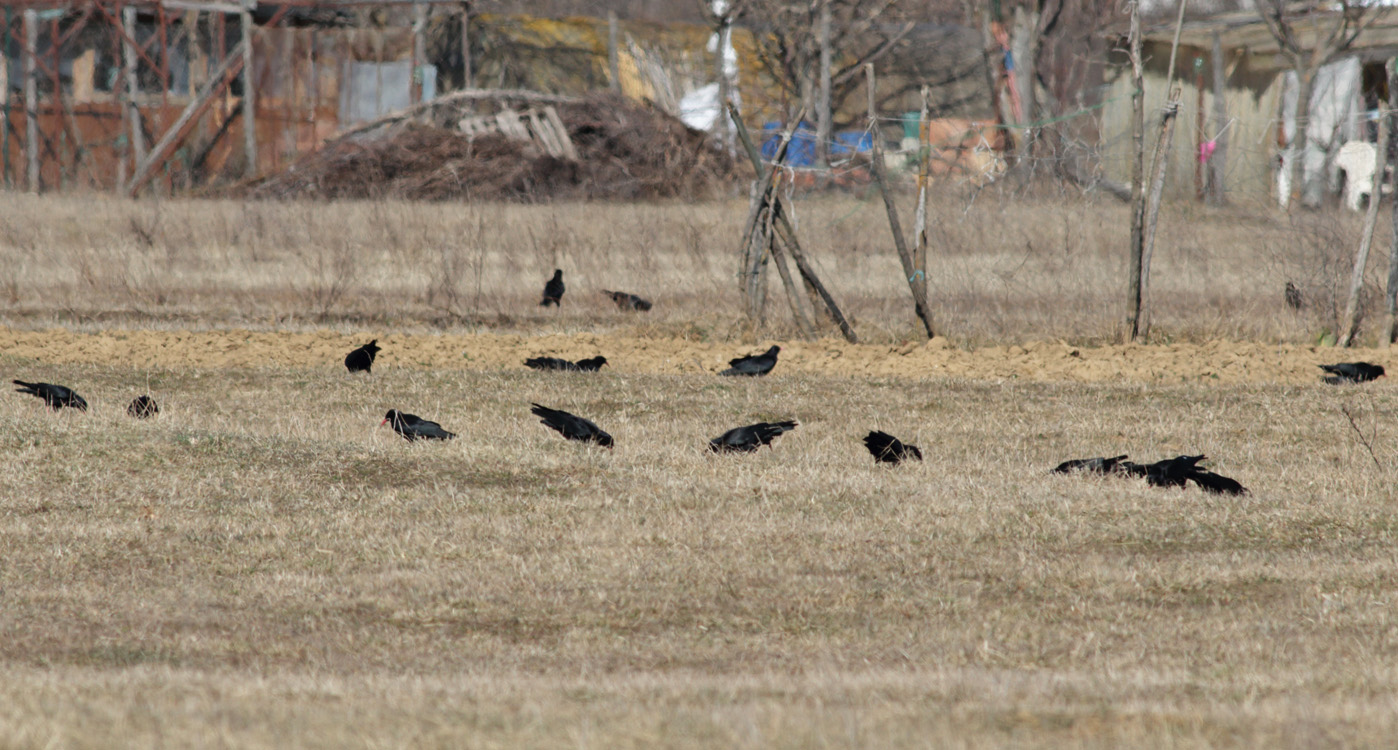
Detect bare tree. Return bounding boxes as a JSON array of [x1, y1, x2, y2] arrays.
[[746, 0, 913, 161], [1257, 0, 1389, 209]]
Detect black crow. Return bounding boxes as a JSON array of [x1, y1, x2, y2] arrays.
[[1320, 362, 1385, 384], [127, 395, 159, 419], [1141, 454, 1207, 488], [381, 409, 456, 441], [345, 339, 381, 373], [1187, 469, 1248, 496], [720, 346, 780, 377], [13, 380, 87, 411], [601, 289, 653, 311], [540, 269, 565, 307], [864, 430, 922, 464], [524, 355, 608, 372], [709, 420, 798, 452], [1053, 455, 1131, 474], [531, 403, 613, 448]]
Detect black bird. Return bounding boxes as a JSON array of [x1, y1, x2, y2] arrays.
[[1285, 281, 1305, 310], [1138, 454, 1248, 495], [709, 420, 798, 453], [864, 430, 923, 464], [1053, 455, 1131, 474], [1188, 469, 1248, 496], [531, 403, 613, 448], [540, 269, 565, 307], [720, 346, 781, 377], [1140, 454, 1207, 488], [127, 395, 159, 419], [1319, 362, 1385, 384], [13, 380, 87, 411], [524, 355, 608, 372], [601, 289, 653, 311], [381, 409, 456, 441], [344, 339, 381, 373]]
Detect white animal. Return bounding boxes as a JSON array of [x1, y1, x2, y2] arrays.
[[1335, 141, 1377, 211]]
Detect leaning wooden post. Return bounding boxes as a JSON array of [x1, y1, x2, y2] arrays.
[[1138, 89, 1181, 340], [1341, 95, 1391, 347], [730, 104, 857, 343], [240, 2, 257, 178], [22, 9, 37, 193], [1384, 59, 1398, 346], [731, 103, 804, 324], [865, 63, 934, 339]]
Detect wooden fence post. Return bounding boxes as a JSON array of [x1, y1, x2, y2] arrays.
[[865, 64, 934, 339], [1341, 91, 1391, 347], [240, 2, 257, 177], [23, 9, 37, 193]]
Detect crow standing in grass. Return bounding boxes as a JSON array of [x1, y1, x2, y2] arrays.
[[524, 355, 608, 372], [381, 409, 456, 441], [709, 420, 798, 452], [344, 339, 381, 373], [540, 269, 565, 307], [127, 395, 159, 419], [13, 380, 87, 411], [1319, 362, 1385, 384], [531, 403, 614, 447], [720, 346, 781, 377], [863, 430, 922, 464], [601, 289, 653, 311]]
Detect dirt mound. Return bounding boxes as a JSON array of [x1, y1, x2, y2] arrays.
[[242, 94, 744, 202], [1, 327, 1389, 386]]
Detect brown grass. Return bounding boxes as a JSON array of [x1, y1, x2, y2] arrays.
[[2, 192, 1398, 747], [0, 191, 1388, 346]]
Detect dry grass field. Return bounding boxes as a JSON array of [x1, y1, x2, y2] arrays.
[[3, 192, 1398, 748]]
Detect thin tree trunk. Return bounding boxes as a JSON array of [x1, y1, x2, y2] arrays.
[[1139, 92, 1182, 340], [1282, 68, 1315, 210], [1126, 0, 1146, 339], [1340, 88, 1391, 346], [1209, 32, 1228, 205], [1009, 1, 1039, 161]]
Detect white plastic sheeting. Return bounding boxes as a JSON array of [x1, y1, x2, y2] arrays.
[[1278, 56, 1362, 208]]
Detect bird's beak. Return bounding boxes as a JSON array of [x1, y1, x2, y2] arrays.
[[380, 418, 388, 426]]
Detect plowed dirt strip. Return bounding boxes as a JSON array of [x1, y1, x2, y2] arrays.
[[0, 326, 1387, 384]]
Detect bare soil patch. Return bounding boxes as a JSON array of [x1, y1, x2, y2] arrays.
[[1, 326, 1390, 385]]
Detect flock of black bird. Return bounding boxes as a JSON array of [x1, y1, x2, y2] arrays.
[[8, 269, 1391, 480]]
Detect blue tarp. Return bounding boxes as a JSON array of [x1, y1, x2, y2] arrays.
[[759, 122, 873, 166]]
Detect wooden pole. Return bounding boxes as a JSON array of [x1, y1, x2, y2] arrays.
[[128, 38, 248, 196], [1138, 90, 1182, 340], [913, 85, 931, 314], [865, 64, 935, 339], [413, 1, 427, 104], [607, 11, 620, 93], [1126, 0, 1146, 340], [730, 104, 857, 343], [240, 4, 257, 177], [713, 5, 731, 148], [1208, 32, 1228, 205], [1383, 59, 1398, 346], [460, 3, 472, 89], [1340, 95, 1391, 347], [123, 5, 146, 174], [815, 0, 832, 167], [1194, 63, 1205, 200], [23, 9, 38, 193]]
